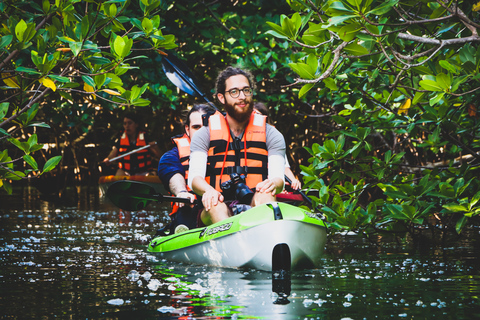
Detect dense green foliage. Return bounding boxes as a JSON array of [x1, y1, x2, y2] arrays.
[[1, 0, 177, 193], [267, 0, 480, 237], [2, 0, 479, 239]]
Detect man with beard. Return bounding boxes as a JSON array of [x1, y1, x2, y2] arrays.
[[188, 67, 286, 226]]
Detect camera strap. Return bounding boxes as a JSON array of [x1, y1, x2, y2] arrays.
[[219, 119, 248, 186]]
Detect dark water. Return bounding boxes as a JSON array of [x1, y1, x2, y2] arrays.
[[1, 186, 479, 319]]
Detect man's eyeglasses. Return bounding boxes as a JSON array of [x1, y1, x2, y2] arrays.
[[225, 87, 253, 98]]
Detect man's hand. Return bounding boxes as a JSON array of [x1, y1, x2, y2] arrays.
[[201, 188, 224, 211], [290, 178, 301, 190], [176, 191, 196, 208], [255, 178, 278, 196]]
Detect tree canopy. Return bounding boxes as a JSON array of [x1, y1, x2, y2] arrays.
[[267, 0, 480, 236]]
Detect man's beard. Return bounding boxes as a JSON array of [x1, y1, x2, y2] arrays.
[[224, 100, 253, 123]]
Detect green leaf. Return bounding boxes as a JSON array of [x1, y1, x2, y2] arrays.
[[0, 35, 13, 49], [81, 75, 96, 88], [42, 156, 62, 173], [343, 43, 369, 56], [323, 78, 338, 90], [443, 203, 469, 212], [429, 92, 445, 106], [436, 73, 451, 90], [439, 60, 457, 74], [69, 42, 83, 57], [338, 24, 360, 42], [113, 35, 126, 58], [299, 83, 315, 98], [455, 215, 467, 234], [15, 19, 28, 42], [327, 15, 358, 27], [419, 79, 443, 92], [412, 91, 425, 105], [23, 154, 38, 170], [0, 102, 9, 119], [16, 66, 41, 75], [366, 0, 398, 15]]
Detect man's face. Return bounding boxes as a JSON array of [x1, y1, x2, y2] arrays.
[[123, 117, 138, 136], [218, 75, 253, 123], [185, 111, 204, 139]]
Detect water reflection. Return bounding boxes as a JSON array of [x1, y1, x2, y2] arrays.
[[0, 186, 479, 319]]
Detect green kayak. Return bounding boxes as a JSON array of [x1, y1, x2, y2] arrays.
[[147, 202, 327, 272]]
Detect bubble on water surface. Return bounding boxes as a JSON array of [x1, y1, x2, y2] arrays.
[[147, 279, 162, 291], [157, 306, 176, 313], [127, 270, 140, 281], [107, 298, 124, 305], [142, 271, 152, 281]]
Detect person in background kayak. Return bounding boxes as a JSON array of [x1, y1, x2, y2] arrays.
[[157, 103, 216, 233], [103, 112, 161, 176], [188, 66, 286, 226], [253, 102, 301, 191]]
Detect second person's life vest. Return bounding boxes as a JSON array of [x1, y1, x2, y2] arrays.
[[171, 133, 191, 184], [118, 131, 152, 173], [206, 111, 268, 191]]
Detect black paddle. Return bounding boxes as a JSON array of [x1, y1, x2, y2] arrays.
[[159, 50, 218, 110], [106, 180, 195, 211]]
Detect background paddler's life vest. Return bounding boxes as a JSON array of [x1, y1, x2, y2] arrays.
[[206, 111, 268, 191], [118, 131, 152, 173]]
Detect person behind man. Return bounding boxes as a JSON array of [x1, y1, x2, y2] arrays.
[[188, 66, 286, 226], [253, 102, 301, 190], [157, 103, 216, 232], [103, 112, 161, 176]]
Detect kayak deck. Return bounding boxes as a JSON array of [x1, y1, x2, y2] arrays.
[[148, 202, 327, 271]]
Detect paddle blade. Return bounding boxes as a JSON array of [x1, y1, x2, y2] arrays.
[[161, 53, 200, 97], [106, 180, 161, 211]]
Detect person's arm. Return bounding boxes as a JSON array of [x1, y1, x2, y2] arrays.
[[188, 127, 224, 211], [103, 146, 119, 162], [258, 124, 285, 195], [168, 173, 195, 207], [148, 142, 162, 160]]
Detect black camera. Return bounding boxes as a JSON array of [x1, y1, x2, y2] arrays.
[[220, 173, 254, 204]]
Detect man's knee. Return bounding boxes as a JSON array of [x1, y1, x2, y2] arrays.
[[252, 192, 275, 207], [201, 202, 229, 225]]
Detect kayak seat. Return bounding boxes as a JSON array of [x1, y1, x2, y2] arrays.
[[232, 204, 252, 215]]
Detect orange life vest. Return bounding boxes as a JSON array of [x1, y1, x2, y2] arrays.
[[169, 133, 194, 215], [171, 133, 191, 182], [118, 131, 152, 173], [206, 111, 268, 191]]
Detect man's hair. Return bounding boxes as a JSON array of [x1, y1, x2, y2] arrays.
[[214, 66, 257, 96], [123, 112, 141, 125], [185, 103, 216, 126], [253, 102, 269, 116]]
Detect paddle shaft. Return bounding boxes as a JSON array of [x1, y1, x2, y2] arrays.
[[285, 175, 312, 206], [106, 143, 155, 163]]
